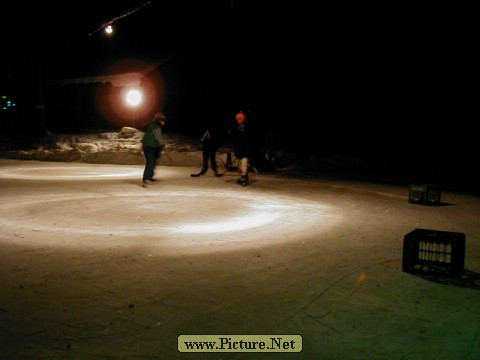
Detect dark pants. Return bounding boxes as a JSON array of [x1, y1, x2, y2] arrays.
[[143, 147, 161, 181], [200, 148, 218, 173]]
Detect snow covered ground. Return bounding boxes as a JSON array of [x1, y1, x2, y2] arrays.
[[0, 128, 203, 167]]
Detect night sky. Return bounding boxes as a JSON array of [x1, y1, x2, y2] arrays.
[[0, 1, 475, 176]]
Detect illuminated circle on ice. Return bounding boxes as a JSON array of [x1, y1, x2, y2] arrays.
[[0, 165, 141, 180], [0, 190, 340, 250]]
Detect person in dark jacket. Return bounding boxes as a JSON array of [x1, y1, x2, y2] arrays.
[[191, 129, 223, 177], [142, 112, 165, 186]]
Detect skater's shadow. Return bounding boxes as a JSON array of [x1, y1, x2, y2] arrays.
[[225, 178, 256, 186], [121, 179, 161, 187]]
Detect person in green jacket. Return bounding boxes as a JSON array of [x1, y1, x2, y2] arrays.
[[142, 112, 166, 186]]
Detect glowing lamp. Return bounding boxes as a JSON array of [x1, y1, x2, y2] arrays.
[[125, 88, 142, 107]]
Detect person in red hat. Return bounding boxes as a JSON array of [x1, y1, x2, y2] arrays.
[[231, 111, 252, 186]]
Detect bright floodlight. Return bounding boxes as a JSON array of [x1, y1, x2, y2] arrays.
[[125, 88, 142, 107]]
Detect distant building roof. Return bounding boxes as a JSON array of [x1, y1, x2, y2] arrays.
[[47, 72, 142, 87], [46, 53, 176, 87]]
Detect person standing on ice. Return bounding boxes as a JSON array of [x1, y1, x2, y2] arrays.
[[190, 128, 223, 177], [231, 111, 253, 186], [141, 112, 166, 187]]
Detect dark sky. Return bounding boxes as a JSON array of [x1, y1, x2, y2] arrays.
[[0, 1, 473, 156]]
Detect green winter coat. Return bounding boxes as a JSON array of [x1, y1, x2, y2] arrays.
[[142, 121, 163, 149]]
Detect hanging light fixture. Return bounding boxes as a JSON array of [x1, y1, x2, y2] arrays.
[[104, 23, 113, 35]]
